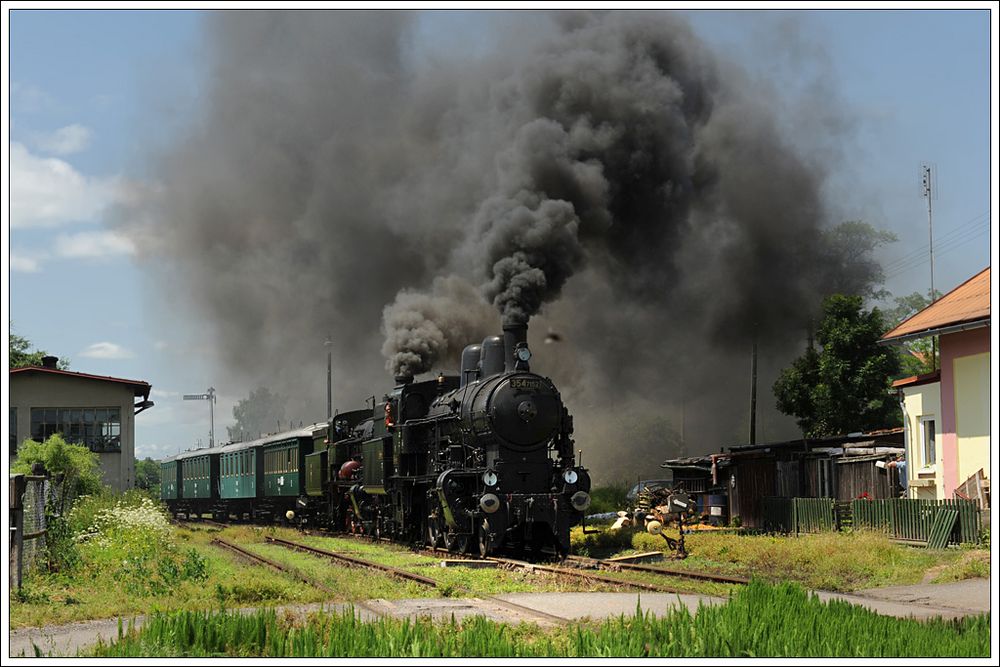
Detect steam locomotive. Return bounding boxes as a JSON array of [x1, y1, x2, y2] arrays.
[[160, 322, 592, 558]]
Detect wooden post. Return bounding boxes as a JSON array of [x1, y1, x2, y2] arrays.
[[10, 474, 26, 590]]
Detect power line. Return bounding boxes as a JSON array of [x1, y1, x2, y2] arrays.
[[885, 223, 989, 280], [881, 211, 988, 272]]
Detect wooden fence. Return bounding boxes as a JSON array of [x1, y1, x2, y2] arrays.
[[761, 496, 981, 546]]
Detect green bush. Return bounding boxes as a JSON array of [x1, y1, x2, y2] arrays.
[[587, 484, 630, 515], [12, 434, 104, 502]]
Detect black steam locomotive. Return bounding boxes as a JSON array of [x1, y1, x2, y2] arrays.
[[161, 322, 591, 558]]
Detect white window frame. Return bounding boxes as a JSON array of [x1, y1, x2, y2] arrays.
[[919, 416, 936, 470]]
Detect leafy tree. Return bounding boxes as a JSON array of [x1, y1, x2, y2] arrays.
[[819, 221, 898, 300], [773, 294, 901, 437], [135, 457, 161, 490], [882, 290, 941, 377], [9, 325, 70, 369], [227, 386, 287, 441]]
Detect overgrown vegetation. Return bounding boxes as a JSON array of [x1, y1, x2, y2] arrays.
[[85, 580, 989, 657], [586, 483, 629, 515], [571, 525, 988, 592]]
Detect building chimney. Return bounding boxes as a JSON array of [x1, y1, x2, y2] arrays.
[[41, 356, 59, 369]]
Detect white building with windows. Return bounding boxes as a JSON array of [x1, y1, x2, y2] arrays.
[[9, 357, 153, 491]]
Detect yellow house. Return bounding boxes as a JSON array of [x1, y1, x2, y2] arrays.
[[882, 267, 991, 506], [893, 371, 942, 499]]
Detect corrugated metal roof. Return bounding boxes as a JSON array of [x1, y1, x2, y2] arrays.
[[881, 267, 990, 341]]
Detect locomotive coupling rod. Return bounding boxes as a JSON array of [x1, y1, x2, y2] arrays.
[[265, 536, 440, 588]]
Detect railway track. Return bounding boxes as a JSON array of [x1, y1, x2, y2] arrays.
[[264, 536, 571, 626], [211, 537, 335, 594], [565, 555, 749, 586], [199, 522, 745, 591]]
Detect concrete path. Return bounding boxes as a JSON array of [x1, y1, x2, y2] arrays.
[[8, 579, 990, 657]]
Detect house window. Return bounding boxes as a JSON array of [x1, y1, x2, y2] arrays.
[[30, 407, 122, 452], [919, 417, 936, 468]]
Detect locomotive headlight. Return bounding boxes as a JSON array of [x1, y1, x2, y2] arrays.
[[482, 470, 498, 487], [516, 346, 532, 362], [570, 491, 591, 511], [562, 469, 578, 485], [480, 493, 501, 513]]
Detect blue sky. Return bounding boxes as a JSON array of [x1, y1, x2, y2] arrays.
[[5, 8, 995, 460]]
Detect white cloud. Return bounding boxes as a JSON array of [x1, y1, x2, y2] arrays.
[[11, 82, 55, 113], [35, 124, 92, 155], [11, 254, 41, 273], [80, 342, 135, 360], [54, 230, 136, 259], [11, 142, 120, 228]]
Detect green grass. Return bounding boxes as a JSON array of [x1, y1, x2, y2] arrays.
[[84, 580, 990, 657], [572, 525, 989, 592]]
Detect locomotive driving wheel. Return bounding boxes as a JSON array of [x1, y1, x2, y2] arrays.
[[427, 515, 445, 549], [478, 519, 494, 558], [444, 531, 469, 554]]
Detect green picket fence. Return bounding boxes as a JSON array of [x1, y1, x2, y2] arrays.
[[762, 497, 980, 545], [761, 497, 835, 535], [851, 498, 980, 545]]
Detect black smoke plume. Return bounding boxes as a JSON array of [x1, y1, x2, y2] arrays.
[[120, 11, 867, 481]]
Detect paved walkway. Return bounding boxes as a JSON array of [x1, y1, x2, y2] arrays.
[[8, 579, 990, 657]]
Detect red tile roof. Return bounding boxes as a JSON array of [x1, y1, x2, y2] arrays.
[[10, 366, 151, 397], [881, 267, 990, 342], [891, 370, 941, 389]]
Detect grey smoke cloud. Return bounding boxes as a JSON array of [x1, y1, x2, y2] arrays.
[[120, 11, 866, 480]]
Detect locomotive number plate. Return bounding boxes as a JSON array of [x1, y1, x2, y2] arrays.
[[509, 378, 542, 390]]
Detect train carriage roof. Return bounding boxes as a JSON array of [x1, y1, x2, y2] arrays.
[[161, 423, 328, 463]]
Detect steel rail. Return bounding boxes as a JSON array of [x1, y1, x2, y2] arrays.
[[565, 555, 749, 585], [211, 537, 334, 594], [265, 535, 571, 627], [487, 556, 693, 594], [266, 536, 441, 587]]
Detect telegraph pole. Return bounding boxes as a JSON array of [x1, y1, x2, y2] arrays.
[[921, 164, 936, 302], [325, 335, 333, 421], [749, 328, 758, 446], [921, 164, 938, 369]]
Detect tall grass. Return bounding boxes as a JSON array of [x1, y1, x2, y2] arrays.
[[88, 580, 989, 658]]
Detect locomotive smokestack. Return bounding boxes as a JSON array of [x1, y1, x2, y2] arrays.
[[394, 374, 414, 386], [503, 322, 528, 373]]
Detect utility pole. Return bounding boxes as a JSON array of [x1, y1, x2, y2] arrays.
[[921, 164, 938, 369], [325, 335, 333, 421], [749, 329, 758, 446]]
